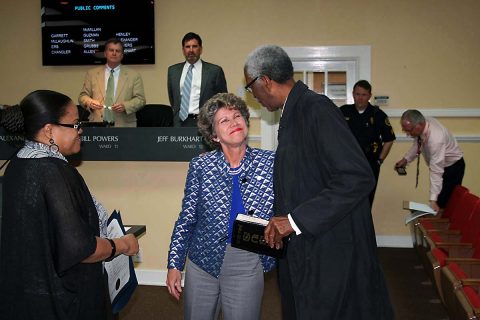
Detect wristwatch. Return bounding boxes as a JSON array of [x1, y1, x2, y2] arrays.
[[377, 158, 384, 165]]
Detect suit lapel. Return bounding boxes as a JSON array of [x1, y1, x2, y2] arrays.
[[200, 61, 210, 102], [97, 67, 106, 103], [174, 63, 184, 104], [116, 67, 127, 103], [278, 81, 307, 142]]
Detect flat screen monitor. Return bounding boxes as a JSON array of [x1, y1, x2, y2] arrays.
[[41, 0, 155, 66]]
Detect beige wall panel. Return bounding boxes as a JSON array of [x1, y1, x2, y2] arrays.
[[76, 161, 188, 269], [249, 117, 261, 137]]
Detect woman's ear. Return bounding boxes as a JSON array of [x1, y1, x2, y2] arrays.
[[42, 123, 54, 139], [33, 123, 55, 146]]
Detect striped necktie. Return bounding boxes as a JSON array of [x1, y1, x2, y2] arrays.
[[180, 64, 193, 121]]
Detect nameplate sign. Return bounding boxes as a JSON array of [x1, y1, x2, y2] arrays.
[[0, 127, 206, 161]]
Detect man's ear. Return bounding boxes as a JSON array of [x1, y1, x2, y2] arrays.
[[262, 76, 271, 88], [262, 75, 275, 94]]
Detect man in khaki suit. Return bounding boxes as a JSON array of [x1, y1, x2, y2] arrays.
[[79, 38, 146, 127]]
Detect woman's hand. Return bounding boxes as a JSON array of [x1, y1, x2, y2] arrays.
[[83, 235, 139, 263], [118, 234, 139, 256], [166, 269, 183, 301]]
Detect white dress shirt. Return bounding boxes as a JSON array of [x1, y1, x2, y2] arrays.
[[180, 59, 202, 114]]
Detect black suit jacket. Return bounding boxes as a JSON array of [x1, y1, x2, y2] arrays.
[[167, 60, 227, 126]]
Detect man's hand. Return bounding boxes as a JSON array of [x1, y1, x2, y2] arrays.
[[111, 103, 126, 113], [264, 216, 294, 249], [430, 200, 440, 213], [89, 99, 103, 110], [394, 158, 408, 170]]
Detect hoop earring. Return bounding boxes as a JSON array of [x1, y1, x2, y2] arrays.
[[49, 138, 59, 153]]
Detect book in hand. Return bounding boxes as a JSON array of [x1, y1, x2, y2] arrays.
[[231, 214, 285, 258], [403, 201, 438, 225]]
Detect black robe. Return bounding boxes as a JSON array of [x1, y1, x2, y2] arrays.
[[0, 157, 106, 320], [274, 81, 394, 319]]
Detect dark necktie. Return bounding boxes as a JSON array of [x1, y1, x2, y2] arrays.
[[415, 137, 422, 188]]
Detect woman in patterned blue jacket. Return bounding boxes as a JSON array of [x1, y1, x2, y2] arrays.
[[166, 93, 276, 320]]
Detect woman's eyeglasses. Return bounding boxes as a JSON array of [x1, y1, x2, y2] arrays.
[[54, 122, 83, 132]]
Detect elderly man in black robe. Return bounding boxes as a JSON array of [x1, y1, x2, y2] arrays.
[[244, 45, 394, 320]]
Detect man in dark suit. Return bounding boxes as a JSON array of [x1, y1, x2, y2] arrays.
[[244, 45, 394, 320], [167, 32, 227, 127]]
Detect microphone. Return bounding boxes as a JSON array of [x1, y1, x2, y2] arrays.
[[241, 177, 248, 184]]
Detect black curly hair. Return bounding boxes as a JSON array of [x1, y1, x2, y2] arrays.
[[1, 105, 24, 134]]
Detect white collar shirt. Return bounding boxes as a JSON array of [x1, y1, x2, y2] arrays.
[[180, 59, 202, 114]]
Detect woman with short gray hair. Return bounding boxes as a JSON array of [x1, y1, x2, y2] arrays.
[[167, 93, 276, 320]]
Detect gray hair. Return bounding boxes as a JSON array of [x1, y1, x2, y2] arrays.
[[244, 45, 293, 83], [401, 109, 425, 126], [198, 93, 250, 150]]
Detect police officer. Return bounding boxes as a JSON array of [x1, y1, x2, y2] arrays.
[[340, 80, 396, 206]]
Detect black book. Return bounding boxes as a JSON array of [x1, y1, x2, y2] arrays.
[[231, 214, 285, 258]]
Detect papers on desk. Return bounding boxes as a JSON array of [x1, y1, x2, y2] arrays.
[[403, 201, 438, 225], [104, 210, 138, 314]]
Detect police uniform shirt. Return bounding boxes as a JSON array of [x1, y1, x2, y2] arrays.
[[340, 103, 396, 160]]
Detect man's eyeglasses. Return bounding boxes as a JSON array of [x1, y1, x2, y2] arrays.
[[54, 122, 83, 132], [244, 76, 259, 93]]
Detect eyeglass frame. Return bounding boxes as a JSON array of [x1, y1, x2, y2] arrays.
[[54, 121, 83, 132], [244, 76, 259, 93]]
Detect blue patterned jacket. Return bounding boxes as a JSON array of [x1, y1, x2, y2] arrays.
[[167, 147, 276, 278]]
